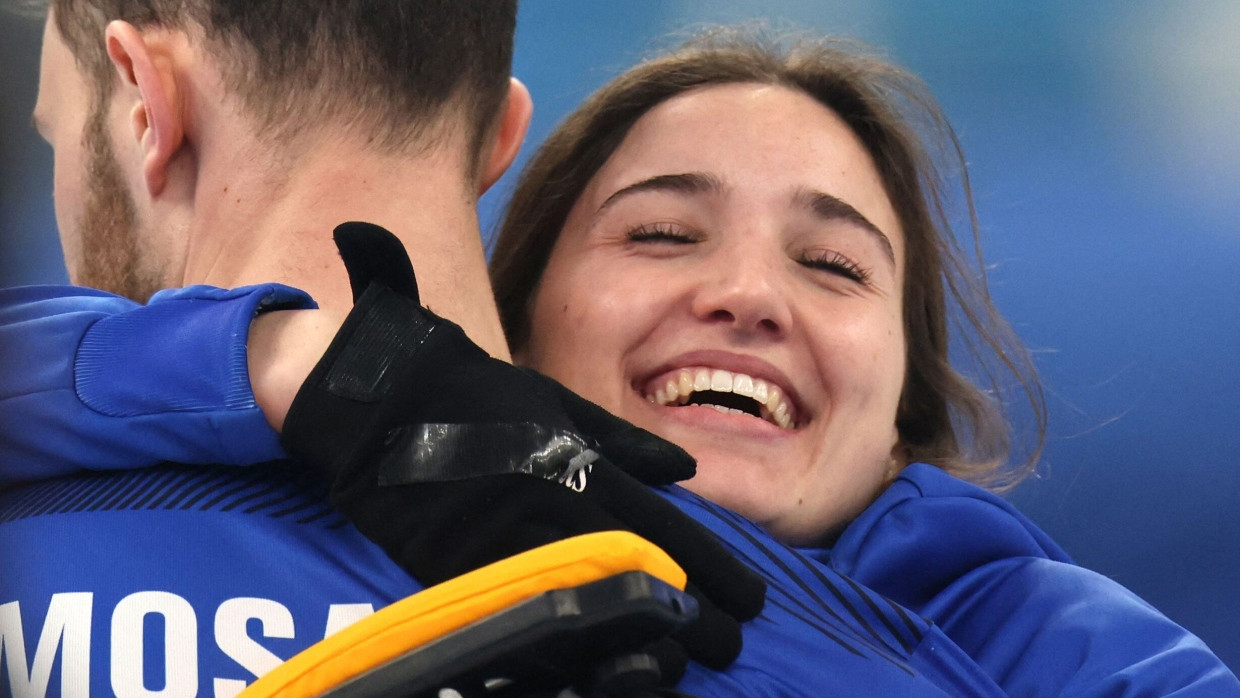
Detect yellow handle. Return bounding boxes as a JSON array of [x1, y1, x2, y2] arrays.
[[240, 530, 686, 697]]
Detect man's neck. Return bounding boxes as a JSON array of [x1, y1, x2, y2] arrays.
[[178, 136, 510, 361]]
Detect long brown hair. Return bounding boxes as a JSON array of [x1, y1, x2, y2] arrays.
[[491, 28, 1046, 489]]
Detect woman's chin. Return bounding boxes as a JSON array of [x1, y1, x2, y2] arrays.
[[678, 456, 860, 546]]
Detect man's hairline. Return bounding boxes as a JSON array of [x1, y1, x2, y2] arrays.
[[49, 5, 495, 171]]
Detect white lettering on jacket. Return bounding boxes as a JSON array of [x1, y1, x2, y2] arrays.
[[0, 592, 375, 698], [213, 598, 293, 698], [0, 593, 92, 698]]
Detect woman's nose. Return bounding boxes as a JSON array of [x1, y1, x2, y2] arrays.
[[689, 252, 792, 337]]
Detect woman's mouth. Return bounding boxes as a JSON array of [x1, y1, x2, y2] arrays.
[[643, 367, 798, 430]]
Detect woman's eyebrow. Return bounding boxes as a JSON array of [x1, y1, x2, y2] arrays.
[[793, 187, 895, 265], [598, 171, 724, 213]]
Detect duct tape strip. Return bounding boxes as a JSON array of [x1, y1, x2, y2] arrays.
[[377, 423, 600, 490]]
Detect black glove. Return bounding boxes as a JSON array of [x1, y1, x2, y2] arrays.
[[282, 222, 766, 680]]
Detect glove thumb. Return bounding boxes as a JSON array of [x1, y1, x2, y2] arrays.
[[332, 221, 420, 303]]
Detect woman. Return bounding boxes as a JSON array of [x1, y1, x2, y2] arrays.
[[482, 31, 1232, 692], [2, 28, 1234, 695]]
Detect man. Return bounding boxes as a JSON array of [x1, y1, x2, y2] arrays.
[[2, 1, 528, 693], [4, 2, 772, 693]]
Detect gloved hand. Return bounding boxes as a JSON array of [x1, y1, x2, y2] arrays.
[[282, 222, 766, 682]]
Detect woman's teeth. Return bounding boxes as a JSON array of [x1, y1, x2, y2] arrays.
[[646, 368, 796, 430]]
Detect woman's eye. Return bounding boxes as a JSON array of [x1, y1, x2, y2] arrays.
[[625, 223, 700, 244], [799, 250, 871, 284]]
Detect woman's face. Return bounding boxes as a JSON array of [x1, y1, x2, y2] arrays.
[[521, 83, 907, 544]]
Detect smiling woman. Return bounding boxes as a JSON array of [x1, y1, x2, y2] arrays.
[[517, 83, 910, 545], [481, 28, 1237, 693], [493, 31, 1040, 546]]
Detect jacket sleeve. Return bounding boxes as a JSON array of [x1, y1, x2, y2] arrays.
[[0, 283, 314, 482], [924, 555, 1240, 697], [831, 464, 1240, 697]]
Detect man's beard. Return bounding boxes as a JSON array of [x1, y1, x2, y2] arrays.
[[73, 101, 163, 302]]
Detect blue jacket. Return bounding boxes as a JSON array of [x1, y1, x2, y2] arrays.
[[2, 284, 1235, 696]]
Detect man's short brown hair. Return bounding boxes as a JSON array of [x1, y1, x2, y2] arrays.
[[50, 0, 517, 163]]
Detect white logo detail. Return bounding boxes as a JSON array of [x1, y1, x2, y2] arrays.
[[561, 450, 599, 492]]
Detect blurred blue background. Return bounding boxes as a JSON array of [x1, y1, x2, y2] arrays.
[[3, 0, 1237, 670]]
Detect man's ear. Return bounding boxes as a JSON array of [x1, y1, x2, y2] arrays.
[[478, 77, 533, 195], [104, 20, 184, 197]]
